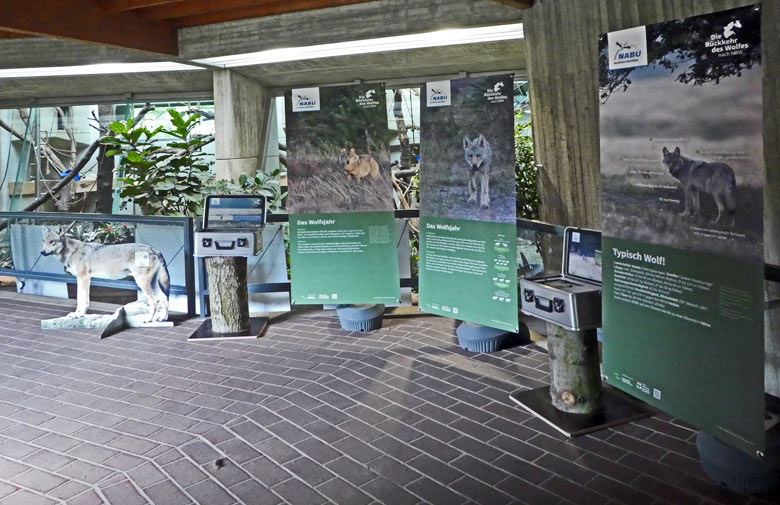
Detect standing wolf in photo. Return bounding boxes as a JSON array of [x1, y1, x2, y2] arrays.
[[40, 226, 170, 322], [662, 146, 737, 225], [463, 134, 492, 209]]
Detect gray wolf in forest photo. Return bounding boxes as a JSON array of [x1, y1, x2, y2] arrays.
[[662, 146, 737, 225], [463, 134, 493, 209], [40, 226, 170, 322], [338, 148, 380, 180]]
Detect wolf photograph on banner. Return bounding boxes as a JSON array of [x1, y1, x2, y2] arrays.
[[418, 74, 518, 333], [599, 5, 766, 456], [420, 75, 516, 224], [285, 85, 394, 214], [599, 6, 763, 262]]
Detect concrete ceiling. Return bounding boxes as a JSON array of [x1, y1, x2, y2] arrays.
[[237, 40, 525, 89], [0, 0, 527, 106]]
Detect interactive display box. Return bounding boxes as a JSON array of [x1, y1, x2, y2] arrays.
[[520, 227, 602, 330], [194, 195, 266, 257]]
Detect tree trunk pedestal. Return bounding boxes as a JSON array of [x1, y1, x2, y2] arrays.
[[189, 257, 268, 341], [509, 323, 651, 437]]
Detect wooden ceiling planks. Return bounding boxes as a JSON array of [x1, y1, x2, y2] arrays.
[[168, 0, 379, 28], [99, 0, 185, 12], [0, 0, 178, 55], [0, 0, 531, 55]]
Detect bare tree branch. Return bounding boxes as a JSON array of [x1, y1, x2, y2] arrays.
[[392, 167, 418, 178], [0, 118, 24, 141], [0, 140, 101, 233], [186, 108, 214, 120], [0, 103, 156, 232]]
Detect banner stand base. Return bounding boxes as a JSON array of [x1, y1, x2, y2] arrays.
[[509, 384, 652, 437], [188, 316, 269, 342]]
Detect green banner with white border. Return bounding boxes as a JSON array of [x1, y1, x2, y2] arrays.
[[418, 75, 518, 333], [285, 84, 400, 305], [599, 5, 765, 455]]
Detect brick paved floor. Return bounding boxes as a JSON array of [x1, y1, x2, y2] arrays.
[[0, 293, 775, 505]]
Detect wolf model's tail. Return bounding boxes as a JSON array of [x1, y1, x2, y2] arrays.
[[156, 254, 171, 298]]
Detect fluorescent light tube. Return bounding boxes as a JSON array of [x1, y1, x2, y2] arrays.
[[196, 23, 524, 68], [0, 61, 201, 79]]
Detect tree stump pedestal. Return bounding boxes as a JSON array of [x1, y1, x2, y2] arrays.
[[189, 257, 268, 341], [509, 323, 650, 437]]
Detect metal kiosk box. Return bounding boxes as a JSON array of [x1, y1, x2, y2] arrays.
[[194, 195, 266, 257], [519, 227, 602, 330]]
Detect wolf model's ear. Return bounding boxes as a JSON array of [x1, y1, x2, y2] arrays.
[[662, 147, 669, 155], [477, 134, 486, 147], [463, 136, 470, 148], [56, 225, 64, 235], [340, 148, 346, 153], [674, 147, 681, 156], [349, 148, 356, 154]]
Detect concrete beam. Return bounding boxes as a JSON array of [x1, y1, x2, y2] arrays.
[[178, 0, 524, 59], [0, 70, 213, 107], [0, 38, 163, 70], [237, 39, 524, 89], [213, 70, 273, 182]]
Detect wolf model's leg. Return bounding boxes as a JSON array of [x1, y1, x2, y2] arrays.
[[468, 172, 478, 204], [480, 171, 490, 209], [69, 274, 91, 318], [692, 190, 701, 218], [136, 275, 157, 323], [149, 268, 169, 322]]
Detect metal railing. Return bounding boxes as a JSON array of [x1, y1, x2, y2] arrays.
[[2, 210, 777, 319]]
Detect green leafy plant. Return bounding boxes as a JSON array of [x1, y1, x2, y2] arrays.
[[205, 169, 287, 213], [103, 110, 213, 216], [515, 112, 538, 220], [237, 170, 287, 211]]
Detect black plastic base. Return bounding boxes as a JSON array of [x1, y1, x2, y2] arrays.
[[509, 384, 652, 437], [697, 430, 780, 495], [188, 316, 269, 341]]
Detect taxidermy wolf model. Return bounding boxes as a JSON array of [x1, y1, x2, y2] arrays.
[[40, 226, 170, 322]]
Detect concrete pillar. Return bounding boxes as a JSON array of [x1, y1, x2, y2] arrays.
[[212, 69, 273, 183]]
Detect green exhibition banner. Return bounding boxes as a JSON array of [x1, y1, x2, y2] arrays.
[[418, 75, 518, 333], [285, 84, 400, 305], [599, 6, 765, 455]]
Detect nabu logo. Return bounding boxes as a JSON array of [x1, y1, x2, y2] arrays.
[[492, 82, 504, 93], [364, 89, 376, 99], [291, 87, 320, 112], [607, 26, 647, 69], [614, 41, 642, 62], [296, 95, 315, 107], [430, 89, 448, 102], [723, 20, 741, 38], [426, 80, 451, 107]]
